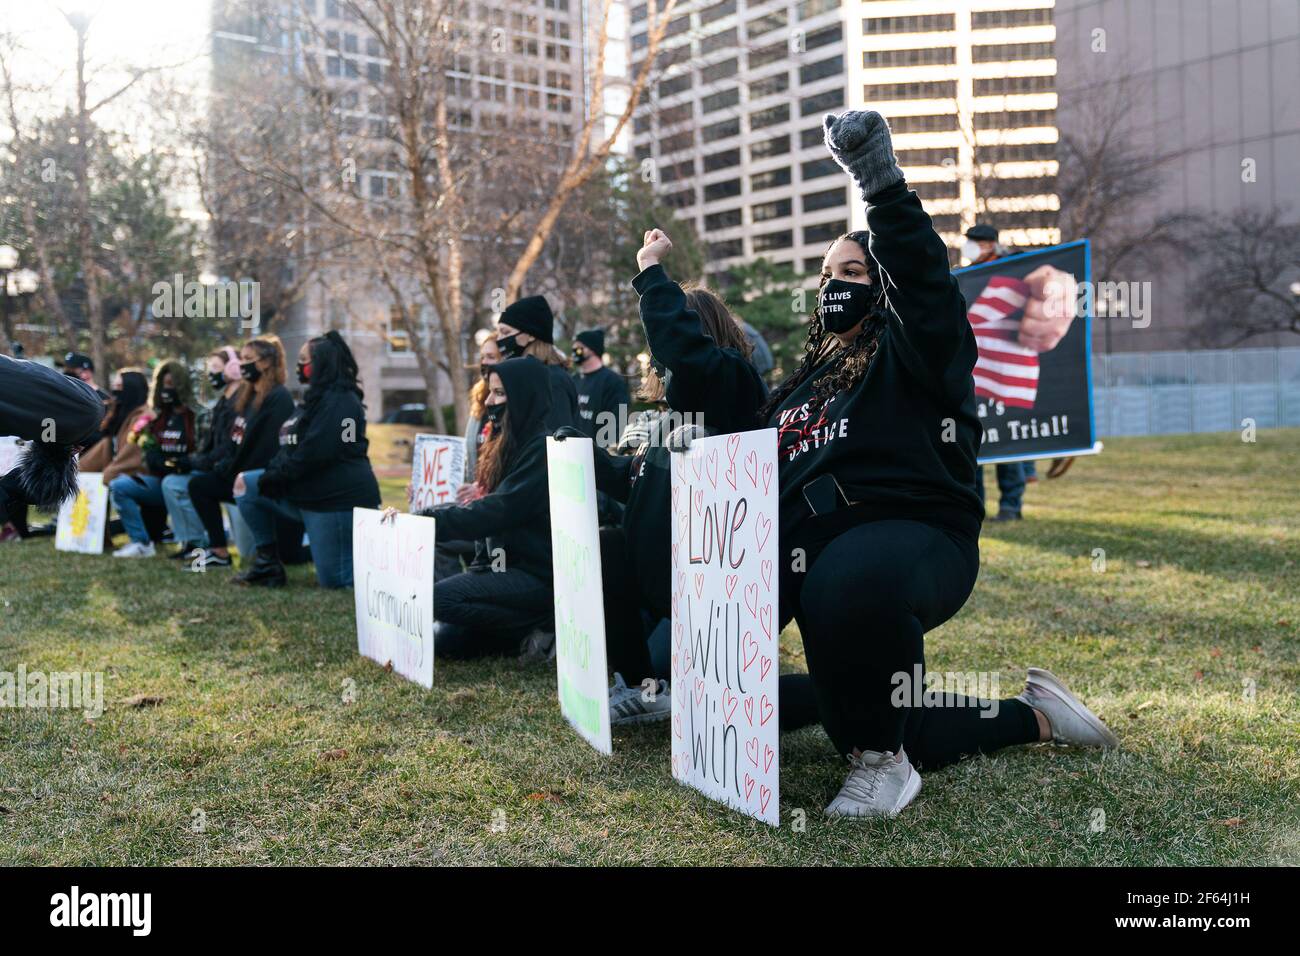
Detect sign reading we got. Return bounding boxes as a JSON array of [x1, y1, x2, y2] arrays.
[[670, 429, 780, 826], [352, 508, 436, 688], [546, 436, 612, 755], [410, 434, 466, 512], [56, 471, 110, 555]]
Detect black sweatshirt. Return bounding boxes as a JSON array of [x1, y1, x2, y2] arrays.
[[144, 406, 197, 476], [420, 357, 555, 580], [220, 385, 295, 483], [0, 354, 103, 448], [573, 365, 630, 447], [189, 393, 237, 473], [592, 265, 767, 617], [767, 181, 984, 540], [545, 362, 580, 433], [257, 388, 381, 511]]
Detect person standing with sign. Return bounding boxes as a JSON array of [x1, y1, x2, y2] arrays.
[[386, 357, 556, 659], [751, 111, 1117, 819], [233, 331, 380, 589]]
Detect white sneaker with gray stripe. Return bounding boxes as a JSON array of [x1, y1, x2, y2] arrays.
[[608, 672, 671, 726], [825, 748, 921, 819], [1016, 667, 1119, 749]]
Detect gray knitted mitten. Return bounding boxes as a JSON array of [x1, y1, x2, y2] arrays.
[[823, 110, 905, 200]]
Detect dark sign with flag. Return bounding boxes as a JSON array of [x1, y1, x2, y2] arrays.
[[955, 239, 1097, 465]]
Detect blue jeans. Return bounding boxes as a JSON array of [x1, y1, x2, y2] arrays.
[[235, 469, 355, 588], [109, 474, 165, 544], [161, 471, 209, 547], [976, 462, 1025, 515]]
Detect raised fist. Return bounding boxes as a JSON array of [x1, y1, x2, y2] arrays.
[[637, 228, 673, 272]]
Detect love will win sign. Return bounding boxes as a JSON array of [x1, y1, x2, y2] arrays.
[[670, 428, 779, 826]]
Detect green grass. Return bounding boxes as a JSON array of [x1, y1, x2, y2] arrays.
[[2, 430, 1298, 865]]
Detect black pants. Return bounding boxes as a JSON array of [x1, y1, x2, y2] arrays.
[[433, 567, 553, 659], [781, 518, 1039, 771], [188, 471, 235, 549], [600, 526, 664, 683]]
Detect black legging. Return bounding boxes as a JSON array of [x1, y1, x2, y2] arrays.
[[780, 518, 1039, 771], [600, 526, 663, 682], [188, 471, 235, 549], [433, 566, 553, 659]]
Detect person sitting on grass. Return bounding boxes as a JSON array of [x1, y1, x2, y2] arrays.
[[383, 357, 555, 660], [184, 335, 294, 573], [233, 331, 380, 589], [107, 360, 197, 558], [160, 346, 242, 560]]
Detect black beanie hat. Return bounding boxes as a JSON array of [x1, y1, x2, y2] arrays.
[[575, 329, 605, 356], [965, 223, 998, 242], [500, 295, 555, 343]]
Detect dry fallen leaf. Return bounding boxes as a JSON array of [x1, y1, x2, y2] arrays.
[[1219, 817, 1244, 827], [526, 791, 564, 804], [120, 694, 165, 709], [1193, 670, 1205, 682], [1210, 647, 1223, 658], [320, 748, 348, 761]]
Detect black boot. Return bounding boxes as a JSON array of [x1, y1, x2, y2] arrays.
[[232, 545, 287, 587]]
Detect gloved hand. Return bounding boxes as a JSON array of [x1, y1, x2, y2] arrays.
[[823, 110, 905, 201]]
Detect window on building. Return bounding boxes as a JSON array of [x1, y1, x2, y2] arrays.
[[863, 13, 954, 34], [974, 75, 1055, 96], [864, 47, 956, 68], [750, 103, 790, 130], [972, 8, 1053, 29], [702, 87, 740, 113], [750, 72, 790, 98], [753, 229, 793, 252], [701, 0, 737, 26], [890, 113, 959, 133], [704, 147, 741, 172], [973, 108, 1056, 129], [910, 180, 960, 200], [800, 55, 842, 84], [709, 238, 744, 258], [705, 207, 744, 230], [972, 41, 1054, 62], [803, 186, 846, 212], [797, 0, 840, 20], [751, 133, 791, 159], [752, 198, 793, 222], [865, 80, 957, 101], [704, 178, 743, 201], [800, 87, 843, 116], [804, 220, 846, 244], [747, 10, 787, 37], [751, 167, 792, 191], [703, 117, 741, 142], [801, 158, 839, 180], [702, 57, 739, 83]]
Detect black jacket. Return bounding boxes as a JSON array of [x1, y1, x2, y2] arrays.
[[220, 385, 295, 482], [573, 365, 630, 447], [766, 181, 984, 540], [592, 266, 767, 617], [421, 357, 554, 580], [189, 393, 238, 474], [258, 387, 380, 511], [544, 361, 580, 433]]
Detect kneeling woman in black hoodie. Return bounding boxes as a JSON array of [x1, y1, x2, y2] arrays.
[[233, 331, 380, 589], [385, 357, 554, 659], [748, 110, 1117, 819]]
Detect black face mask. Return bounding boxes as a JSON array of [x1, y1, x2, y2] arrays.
[[819, 278, 878, 334], [208, 370, 226, 390], [572, 347, 588, 364], [158, 387, 178, 407], [497, 334, 525, 359], [111, 388, 125, 402], [240, 361, 262, 383], [484, 402, 507, 426]]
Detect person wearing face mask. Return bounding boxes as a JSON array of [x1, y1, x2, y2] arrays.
[[494, 295, 579, 433], [590, 252, 766, 725], [160, 346, 243, 560], [747, 111, 1116, 819], [232, 332, 380, 589], [383, 357, 556, 659], [570, 329, 630, 449], [184, 335, 295, 572], [106, 360, 197, 558], [463, 332, 501, 485], [77, 368, 151, 479]]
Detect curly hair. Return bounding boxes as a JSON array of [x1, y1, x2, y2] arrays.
[[474, 410, 513, 493], [759, 231, 889, 420]]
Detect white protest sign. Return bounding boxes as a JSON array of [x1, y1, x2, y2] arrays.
[[0, 437, 24, 478], [410, 434, 466, 512], [352, 508, 436, 688], [55, 471, 110, 554], [546, 436, 612, 755], [670, 429, 780, 826]]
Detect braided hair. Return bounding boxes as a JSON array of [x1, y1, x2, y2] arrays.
[[759, 231, 890, 421]]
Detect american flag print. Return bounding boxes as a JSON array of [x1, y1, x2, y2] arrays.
[[966, 275, 1039, 410]]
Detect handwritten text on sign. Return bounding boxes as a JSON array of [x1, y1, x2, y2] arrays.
[[352, 508, 436, 688], [410, 434, 466, 512], [546, 436, 612, 754], [670, 429, 779, 826], [55, 471, 110, 555]]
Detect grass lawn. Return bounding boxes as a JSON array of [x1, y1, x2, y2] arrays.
[[1, 430, 1297, 866]]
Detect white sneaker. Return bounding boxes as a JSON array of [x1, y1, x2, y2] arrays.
[[1016, 667, 1119, 749], [112, 540, 156, 558], [608, 672, 671, 726], [825, 749, 921, 819]]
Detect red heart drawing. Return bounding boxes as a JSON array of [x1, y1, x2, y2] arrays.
[[694, 573, 704, 599], [674, 619, 684, 648], [759, 694, 774, 726], [727, 433, 741, 462], [763, 744, 775, 774], [691, 456, 703, 481], [755, 514, 772, 552], [744, 583, 758, 616], [759, 655, 772, 681], [744, 696, 754, 726], [742, 631, 758, 671], [705, 449, 718, 489], [672, 652, 680, 677], [671, 484, 679, 510], [721, 687, 739, 724], [672, 542, 679, 565], [693, 489, 703, 514], [761, 462, 773, 494], [725, 574, 738, 599], [676, 571, 686, 598], [759, 785, 772, 814], [744, 774, 755, 801], [744, 449, 758, 487], [725, 463, 736, 490], [694, 677, 706, 704], [745, 737, 759, 767], [759, 604, 773, 639], [674, 713, 683, 739], [761, 559, 773, 591]]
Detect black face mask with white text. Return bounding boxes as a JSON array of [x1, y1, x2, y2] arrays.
[[483, 402, 507, 428], [818, 278, 879, 335], [496, 334, 525, 359]]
